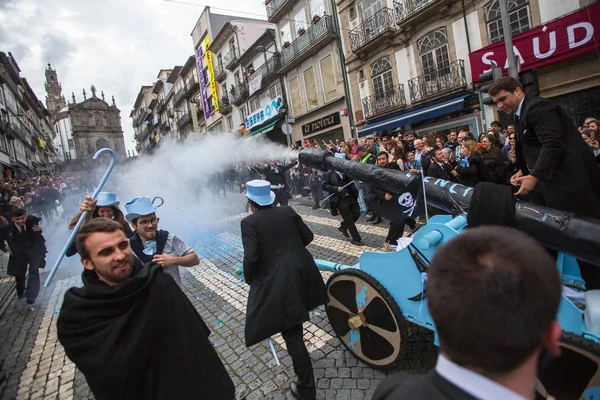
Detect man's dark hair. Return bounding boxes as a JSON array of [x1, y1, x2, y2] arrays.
[[491, 120, 501, 127], [76, 218, 125, 260], [489, 77, 523, 96], [428, 227, 561, 374], [248, 199, 273, 211], [376, 151, 389, 159], [430, 148, 443, 158], [12, 208, 25, 218]]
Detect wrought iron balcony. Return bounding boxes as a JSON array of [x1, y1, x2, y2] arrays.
[[254, 56, 281, 88], [231, 81, 249, 106], [159, 118, 170, 132], [407, 59, 467, 104], [362, 84, 407, 119], [176, 113, 191, 129], [186, 79, 199, 98], [395, 0, 451, 27], [220, 97, 232, 114], [173, 88, 187, 107], [277, 16, 336, 75], [265, 0, 294, 22], [156, 98, 166, 113], [224, 48, 239, 70], [349, 8, 398, 55], [214, 62, 227, 82], [133, 111, 146, 127]]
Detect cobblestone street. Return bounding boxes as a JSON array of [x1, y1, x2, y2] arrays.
[[0, 195, 436, 400]]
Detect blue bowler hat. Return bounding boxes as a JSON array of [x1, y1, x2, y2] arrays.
[[96, 192, 119, 207], [124, 196, 165, 222], [245, 180, 275, 206]]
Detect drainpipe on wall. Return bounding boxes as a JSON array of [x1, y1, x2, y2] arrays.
[[329, 0, 357, 139]]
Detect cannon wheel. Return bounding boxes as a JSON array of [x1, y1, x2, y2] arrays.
[[325, 269, 408, 370], [536, 332, 600, 400]]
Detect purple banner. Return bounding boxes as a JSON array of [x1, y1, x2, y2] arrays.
[[196, 45, 211, 119]]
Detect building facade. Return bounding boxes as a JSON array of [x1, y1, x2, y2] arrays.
[[265, 0, 352, 144], [336, 0, 599, 138], [0, 53, 58, 178]]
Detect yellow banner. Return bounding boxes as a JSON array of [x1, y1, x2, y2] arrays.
[[203, 37, 219, 112]]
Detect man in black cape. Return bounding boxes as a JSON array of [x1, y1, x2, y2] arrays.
[[57, 218, 235, 400], [241, 180, 326, 400]]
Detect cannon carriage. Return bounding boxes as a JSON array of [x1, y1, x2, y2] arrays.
[[299, 149, 600, 399]]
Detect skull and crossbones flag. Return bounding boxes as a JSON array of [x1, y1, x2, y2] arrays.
[[379, 172, 423, 225]]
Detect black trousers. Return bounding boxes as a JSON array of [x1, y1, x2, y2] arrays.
[[338, 197, 361, 241], [273, 189, 289, 207], [310, 186, 320, 208], [282, 324, 316, 400], [14, 254, 44, 302], [385, 220, 406, 244]]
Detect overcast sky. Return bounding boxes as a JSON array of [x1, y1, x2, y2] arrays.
[[0, 0, 266, 153]]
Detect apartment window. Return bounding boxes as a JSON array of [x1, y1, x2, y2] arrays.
[[371, 57, 394, 101], [294, 8, 307, 37], [303, 66, 318, 110], [0, 135, 7, 153], [361, 0, 382, 22], [486, 0, 530, 44], [240, 106, 247, 121], [311, 0, 325, 20], [234, 71, 241, 84], [349, 6, 357, 20], [227, 116, 234, 131], [280, 23, 292, 44], [216, 53, 224, 70], [250, 97, 260, 112], [221, 83, 227, 101], [68, 139, 74, 150], [269, 82, 282, 99], [229, 38, 236, 56], [418, 29, 450, 81], [289, 76, 301, 116], [320, 54, 336, 103]]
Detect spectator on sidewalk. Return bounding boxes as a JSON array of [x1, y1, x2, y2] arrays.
[[373, 226, 562, 400], [57, 218, 235, 400]]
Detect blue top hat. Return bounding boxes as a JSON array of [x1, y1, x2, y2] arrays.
[[125, 196, 164, 222], [96, 192, 119, 208], [245, 180, 275, 206]]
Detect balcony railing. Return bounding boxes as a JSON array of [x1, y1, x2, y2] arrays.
[[231, 81, 249, 106], [277, 16, 335, 75], [254, 56, 281, 87], [395, 0, 439, 25], [224, 48, 239, 70], [159, 118, 170, 132], [407, 60, 467, 103], [349, 8, 398, 54], [220, 97, 232, 114], [362, 84, 407, 119], [156, 98, 166, 113], [266, 0, 293, 22], [173, 88, 187, 107], [214, 62, 227, 82], [186, 79, 199, 98], [176, 113, 191, 129]]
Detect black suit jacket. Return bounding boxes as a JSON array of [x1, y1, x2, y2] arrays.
[[426, 162, 456, 182], [517, 95, 600, 216], [0, 216, 46, 276], [321, 170, 358, 208], [373, 371, 478, 400], [240, 206, 326, 346]]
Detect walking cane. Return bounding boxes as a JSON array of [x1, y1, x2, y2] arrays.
[[44, 148, 118, 287], [319, 180, 355, 208]]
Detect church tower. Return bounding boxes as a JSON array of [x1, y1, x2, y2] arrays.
[[44, 63, 66, 115]]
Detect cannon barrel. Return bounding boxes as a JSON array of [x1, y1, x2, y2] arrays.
[[299, 149, 600, 266]]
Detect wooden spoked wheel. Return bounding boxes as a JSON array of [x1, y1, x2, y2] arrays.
[[325, 269, 408, 370]]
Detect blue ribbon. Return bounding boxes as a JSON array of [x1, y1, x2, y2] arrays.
[[143, 241, 157, 256]]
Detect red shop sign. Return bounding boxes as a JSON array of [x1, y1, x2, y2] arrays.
[[469, 3, 600, 82]]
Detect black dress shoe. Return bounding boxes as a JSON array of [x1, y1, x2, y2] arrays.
[[26, 299, 35, 305], [366, 214, 376, 222], [338, 227, 350, 238], [351, 239, 365, 246], [371, 216, 382, 225], [289, 382, 305, 400]]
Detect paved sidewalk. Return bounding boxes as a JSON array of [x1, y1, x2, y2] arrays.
[[0, 199, 436, 400]]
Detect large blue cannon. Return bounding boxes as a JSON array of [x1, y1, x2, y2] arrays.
[[299, 149, 600, 398]]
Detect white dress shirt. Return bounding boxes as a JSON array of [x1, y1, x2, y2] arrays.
[[436, 355, 527, 400], [515, 96, 525, 119]]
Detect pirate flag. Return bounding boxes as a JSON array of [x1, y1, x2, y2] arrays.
[[379, 172, 423, 225]]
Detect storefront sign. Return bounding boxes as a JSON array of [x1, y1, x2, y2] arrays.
[[245, 96, 283, 130], [302, 112, 341, 136], [204, 36, 219, 112], [469, 3, 600, 81], [248, 70, 262, 96], [196, 44, 211, 119]]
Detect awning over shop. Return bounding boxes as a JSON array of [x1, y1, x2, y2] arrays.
[[247, 119, 279, 137], [358, 94, 470, 137]]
